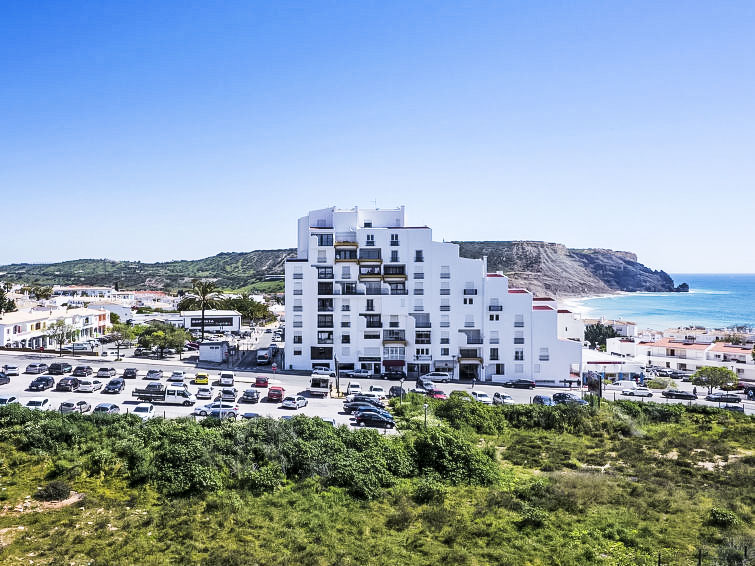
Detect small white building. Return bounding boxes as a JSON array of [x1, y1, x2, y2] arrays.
[[180, 310, 241, 333], [556, 308, 585, 342], [199, 341, 229, 363], [584, 317, 637, 338]]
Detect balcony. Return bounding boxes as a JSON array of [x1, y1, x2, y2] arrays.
[[383, 330, 406, 341], [366, 322, 383, 329], [489, 305, 503, 311], [318, 339, 334, 345], [466, 338, 484, 345], [334, 233, 358, 247], [358, 250, 382, 263], [335, 250, 358, 262], [464, 289, 478, 295]]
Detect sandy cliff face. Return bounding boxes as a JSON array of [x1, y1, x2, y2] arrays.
[[456, 241, 674, 297]]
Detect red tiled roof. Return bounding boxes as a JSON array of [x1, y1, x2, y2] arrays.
[[639, 338, 710, 350], [533, 305, 554, 311], [508, 289, 528, 294], [557, 309, 572, 313], [709, 343, 753, 354], [486, 273, 505, 277], [533, 297, 554, 301]]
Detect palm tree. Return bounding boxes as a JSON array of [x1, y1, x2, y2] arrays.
[[181, 279, 221, 340]]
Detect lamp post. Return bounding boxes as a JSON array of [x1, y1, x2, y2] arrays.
[[400, 377, 405, 405], [423, 403, 429, 429]]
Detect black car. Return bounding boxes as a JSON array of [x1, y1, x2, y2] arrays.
[[705, 392, 741, 403], [343, 401, 385, 414], [504, 379, 536, 389], [48, 363, 73, 375], [388, 386, 406, 398], [661, 389, 697, 400], [552, 392, 588, 406], [55, 377, 81, 392], [239, 389, 261, 403], [382, 369, 407, 380], [347, 395, 385, 408], [0, 372, 9, 386], [72, 366, 93, 377], [122, 368, 139, 379], [29, 376, 55, 391], [104, 378, 125, 393], [354, 412, 395, 428], [353, 406, 393, 419], [532, 395, 555, 406]]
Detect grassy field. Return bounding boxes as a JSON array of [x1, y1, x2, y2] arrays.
[[0, 397, 752, 565]]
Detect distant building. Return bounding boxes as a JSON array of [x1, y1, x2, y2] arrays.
[[0, 307, 111, 349], [583, 317, 637, 338], [180, 310, 241, 333], [199, 341, 230, 363]]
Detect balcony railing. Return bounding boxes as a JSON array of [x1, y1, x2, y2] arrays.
[[415, 322, 431, 328], [318, 339, 334, 345], [390, 289, 408, 295], [464, 289, 477, 295], [366, 288, 389, 295], [489, 305, 503, 311], [366, 322, 383, 328], [383, 330, 406, 341]]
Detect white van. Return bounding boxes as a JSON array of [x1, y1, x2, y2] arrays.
[[609, 380, 637, 390], [219, 371, 235, 386]]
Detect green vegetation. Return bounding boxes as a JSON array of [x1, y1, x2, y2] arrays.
[[584, 322, 619, 349], [0, 396, 752, 565], [692, 366, 737, 394], [137, 321, 192, 358], [0, 283, 17, 316], [178, 280, 222, 340], [43, 319, 76, 357]]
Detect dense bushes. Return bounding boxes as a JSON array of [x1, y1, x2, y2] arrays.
[[33, 480, 71, 501]]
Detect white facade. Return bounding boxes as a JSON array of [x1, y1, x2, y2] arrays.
[[199, 341, 229, 363], [0, 307, 111, 350], [180, 310, 241, 333], [284, 206, 582, 383], [556, 308, 586, 342]]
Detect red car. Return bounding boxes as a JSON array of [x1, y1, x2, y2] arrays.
[[428, 389, 447, 400], [255, 376, 269, 388], [267, 386, 285, 402]]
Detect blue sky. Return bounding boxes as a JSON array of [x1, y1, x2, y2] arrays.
[[1, 1, 753, 273]]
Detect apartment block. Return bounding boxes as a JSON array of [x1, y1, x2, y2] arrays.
[[284, 206, 581, 383]]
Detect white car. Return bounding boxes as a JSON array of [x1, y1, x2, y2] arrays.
[[282, 395, 308, 409], [369, 385, 387, 398], [471, 391, 493, 404], [346, 382, 362, 395], [622, 387, 653, 397], [420, 371, 452, 383], [345, 368, 371, 378], [192, 402, 239, 417], [78, 379, 103, 393], [25, 397, 51, 411], [0, 395, 19, 406], [168, 371, 186, 382], [196, 387, 214, 400], [312, 367, 336, 377], [133, 403, 156, 420], [2, 365, 20, 376]]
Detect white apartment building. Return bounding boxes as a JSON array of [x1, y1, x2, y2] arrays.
[[284, 206, 581, 384], [0, 307, 111, 350]]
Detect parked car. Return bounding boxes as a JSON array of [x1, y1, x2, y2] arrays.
[[241, 412, 262, 420], [503, 379, 536, 389], [104, 378, 125, 394], [492, 392, 514, 405], [93, 403, 120, 414], [267, 386, 285, 403], [25, 397, 51, 411], [346, 395, 386, 408], [622, 387, 653, 397], [96, 367, 116, 378], [369, 385, 387, 398], [532, 395, 555, 406], [25, 363, 49, 374], [311, 367, 335, 377], [415, 378, 434, 391], [253, 376, 269, 388], [133, 347, 150, 357], [72, 366, 93, 377], [470, 391, 493, 404], [78, 379, 103, 393], [194, 372, 209, 385], [59, 400, 91, 414], [388, 386, 406, 398], [207, 407, 238, 420], [0, 372, 10, 386], [145, 369, 163, 380], [552, 392, 588, 406], [132, 403, 156, 420], [661, 389, 697, 400], [428, 389, 448, 400], [705, 392, 741, 403], [2, 365, 20, 376], [193, 402, 239, 417], [168, 371, 186, 383], [344, 368, 371, 378], [29, 376, 55, 391], [48, 363, 73, 375], [353, 405, 393, 419], [196, 387, 214, 400], [381, 369, 407, 380], [216, 388, 239, 402], [346, 382, 362, 395], [0, 395, 19, 406], [239, 389, 260, 403], [420, 371, 451, 383], [354, 412, 395, 428], [122, 368, 139, 379], [55, 377, 80, 392], [282, 395, 308, 409]]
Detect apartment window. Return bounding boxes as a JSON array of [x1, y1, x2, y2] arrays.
[[515, 364, 524, 374], [464, 315, 475, 328], [293, 282, 303, 295], [514, 314, 525, 328], [317, 331, 334, 344], [440, 282, 450, 295], [389, 315, 399, 328], [389, 283, 406, 295], [534, 364, 541, 374], [364, 331, 380, 340], [341, 303, 350, 312], [383, 265, 405, 276], [318, 281, 333, 295], [514, 350, 524, 361], [489, 331, 499, 344], [440, 331, 450, 345], [342, 334, 351, 344], [293, 335, 302, 344], [384, 346, 405, 359], [411, 313, 431, 328], [489, 314, 499, 321], [293, 315, 303, 328], [364, 314, 382, 328], [415, 331, 431, 344], [440, 299, 450, 311], [365, 234, 375, 247], [390, 250, 399, 263], [317, 250, 327, 263], [317, 298, 333, 312], [311, 347, 333, 360], [390, 234, 399, 246], [292, 269, 303, 279], [293, 300, 303, 312], [341, 266, 351, 279], [490, 348, 499, 361], [414, 271, 424, 279], [440, 266, 450, 279], [366, 299, 374, 312], [317, 233, 333, 246], [317, 315, 334, 328], [495, 363, 505, 375], [364, 221, 372, 228], [514, 331, 524, 345], [317, 266, 334, 279], [415, 250, 424, 262], [539, 348, 550, 361], [294, 350, 302, 356], [440, 315, 450, 328], [414, 300, 424, 312], [464, 297, 474, 305], [341, 315, 351, 328], [441, 348, 449, 356]]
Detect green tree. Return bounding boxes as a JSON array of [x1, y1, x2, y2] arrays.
[[0, 286, 17, 317], [110, 323, 135, 360], [21, 285, 54, 301], [109, 312, 121, 325], [691, 366, 737, 394], [139, 322, 191, 359], [584, 322, 619, 350], [179, 280, 221, 340], [221, 294, 272, 324], [44, 320, 76, 357]]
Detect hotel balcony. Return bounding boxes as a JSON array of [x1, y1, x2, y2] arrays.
[[334, 233, 358, 247], [358, 250, 382, 263], [383, 330, 406, 341], [335, 251, 358, 262]]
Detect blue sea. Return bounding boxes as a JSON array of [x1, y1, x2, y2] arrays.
[[571, 274, 755, 330]]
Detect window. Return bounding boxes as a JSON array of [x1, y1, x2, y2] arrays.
[[317, 266, 334, 279], [414, 271, 424, 279], [341, 266, 351, 279], [514, 314, 525, 328], [364, 221, 372, 228], [293, 300, 303, 312], [534, 364, 541, 374], [514, 350, 524, 361], [293, 335, 302, 344], [489, 314, 499, 321], [384, 346, 405, 359], [411, 313, 431, 328], [390, 234, 399, 246], [318, 281, 333, 295], [441, 348, 449, 356], [311, 347, 333, 360], [364, 314, 382, 328], [294, 350, 302, 356], [317, 331, 333, 344], [341, 315, 351, 328], [317, 298, 333, 312], [317, 315, 333, 328], [490, 348, 499, 361], [293, 282, 302, 295], [415, 347, 429, 356], [389, 283, 406, 295], [341, 302, 350, 311], [342, 347, 351, 356], [495, 363, 505, 375], [539, 348, 549, 361], [317, 233, 333, 246], [415, 331, 431, 344], [390, 250, 399, 263], [414, 300, 424, 312], [440, 266, 450, 279], [364, 331, 380, 340], [440, 331, 450, 344], [342, 334, 351, 344], [440, 315, 450, 328], [514, 331, 524, 344], [489, 331, 499, 344], [366, 299, 374, 312], [317, 250, 327, 263], [440, 282, 450, 295], [415, 250, 424, 262], [366, 234, 375, 247], [440, 299, 450, 311], [464, 297, 474, 305], [464, 315, 474, 328]]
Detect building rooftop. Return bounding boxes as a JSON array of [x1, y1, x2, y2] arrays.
[[180, 310, 241, 317], [638, 338, 710, 350]]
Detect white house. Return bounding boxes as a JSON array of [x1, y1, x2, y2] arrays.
[[283, 206, 581, 384]]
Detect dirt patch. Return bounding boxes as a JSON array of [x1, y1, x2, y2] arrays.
[[1, 491, 84, 515], [0, 525, 24, 548]]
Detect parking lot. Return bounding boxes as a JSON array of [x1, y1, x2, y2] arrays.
[[1, 348, 753, 426]]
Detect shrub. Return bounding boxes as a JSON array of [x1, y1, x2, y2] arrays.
[[413, 476, 447, 504], [34, 480, 71, 501], [242, 463, 284, 495], [708, 507, 739, 528]]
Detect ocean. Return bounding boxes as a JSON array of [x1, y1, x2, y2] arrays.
[[567, 274, 755, 331]]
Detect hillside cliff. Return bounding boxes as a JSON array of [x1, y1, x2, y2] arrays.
[[0, 242, 674, 297]]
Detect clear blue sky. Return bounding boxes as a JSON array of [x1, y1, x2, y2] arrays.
[[1, 1, 753, 273]]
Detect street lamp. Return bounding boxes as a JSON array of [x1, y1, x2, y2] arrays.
[[423, 403, 429, 429], [399, 378, 405, 405]]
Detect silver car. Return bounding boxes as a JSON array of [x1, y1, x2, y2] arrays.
[[59, 400, 92, 414]]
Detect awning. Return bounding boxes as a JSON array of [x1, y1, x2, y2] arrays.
[[382, 359, 405, 367]]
